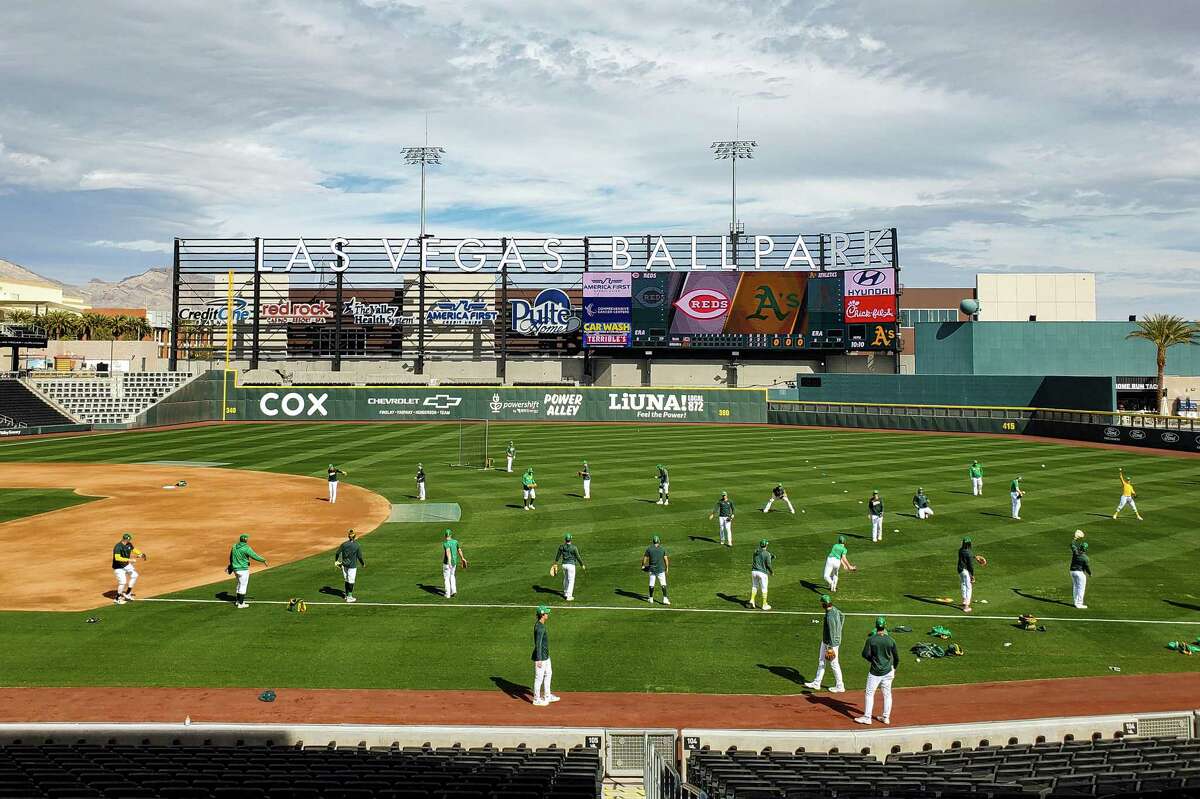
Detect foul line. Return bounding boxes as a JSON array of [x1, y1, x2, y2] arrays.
[[139, 597, 1198, 626]]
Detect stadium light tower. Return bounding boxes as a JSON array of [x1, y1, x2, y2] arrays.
[[710, 111, 757, 239], [400, 121, 445, 240]]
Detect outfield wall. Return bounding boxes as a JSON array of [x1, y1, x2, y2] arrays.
[[771, 373, 1116, 411]]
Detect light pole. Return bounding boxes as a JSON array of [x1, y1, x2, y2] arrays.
[[711, 116, 757, 265], [400, 127, 444, 375], [400, 143, 445, 242]]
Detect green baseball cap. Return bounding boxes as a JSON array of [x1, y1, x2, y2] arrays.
[[1079, 542, 1089, 551], [721, 490, 728, 496], [582, 461, 587, 465], [652, 535, 661, 544], [776, 482, 783, 487], [656, 464, 664, 470], [837, 535, 846, 544], [918, 487, 924, 492], [962, 536, 972, 544], [564, 533, 572, 541], [121, 533, 132, 540], [537, 605, 550, 616], [759, 538, 769, 547], [820, 593, 832, 604], [444, 528, 453, 538], [876, 616, 887, 629], [239, 533, 249, 542], [871, 489, 879, 494]]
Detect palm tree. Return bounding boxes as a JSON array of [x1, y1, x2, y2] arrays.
[[8, 310, 34, 326], [77, 312, 114, 341], [121, 315, 152, 341], [1126, 314, 1200, 414], [40, 310, 81, 340]]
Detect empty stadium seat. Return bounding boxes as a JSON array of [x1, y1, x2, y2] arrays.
[[28, 371, 192, 424], [0, 378, 74, 427]]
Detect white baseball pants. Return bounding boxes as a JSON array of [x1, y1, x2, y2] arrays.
[[1011, 491, 1022, 518], [863, 669, 895, 721], [341, 566, 357, 583], [719, 517, 733, 545], [960, 568, 973, 607], [418, 482, 426, 500], [917, 506, 933, 519], [442, 563, 457, 596], [1071, 570, 1087, 607], [751, 569, 769, 596], [649, 571, 667, 590], [764, 496, 795, 513], [582, 478, 590, 499], [823, 557, 841, 591], [523, 488, 536, 500], [1115, 496, 1138, 514], [659, 482, 669, 497], [506, 455, 513, 472], [971, 477, 983, 496], [234, 569, 249, 594], [114, 565, 137, 592], [870, 514, 883, 542], [561, 563, 576, 599], [812, 641, 843, 690], [328, 481, 338, 503], [533, 658, 553, 701]]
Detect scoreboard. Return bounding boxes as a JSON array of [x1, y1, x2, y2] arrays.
[[589, 269, 897, 352]]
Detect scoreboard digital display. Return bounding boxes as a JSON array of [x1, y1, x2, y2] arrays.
[[607, 270, 897, 352]]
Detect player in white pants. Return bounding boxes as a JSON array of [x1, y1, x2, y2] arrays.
[[1010, 476, 1024, 519], [531, 605, 558, 706], [868, 491, 884, 542], [578, 462, 591, 499], [913, 488, 933, 519], [506, 441, 515, 473], [763, 483, 795, 513], [958, 537, 981, 612], [643, 535, 670, 605], [969, 460, 984, 496], [416, 463, 426, 501], [711, 491, 735, 547], [855, 617, 899, 725], [805, 594, 846, 692], [823, 536, 856, 592], [327, 464, 347, 503], [1113, 470, 1142, 520], [1070, 539, 1091, 609], [553, 533, 585, 601], [111, 533, 144, 604], [442, 530, 467, 598]]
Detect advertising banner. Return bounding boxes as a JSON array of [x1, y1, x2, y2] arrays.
[[844, 294, 897, 323], [582, 273, 632, 347]]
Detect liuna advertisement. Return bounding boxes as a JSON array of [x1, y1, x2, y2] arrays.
[[229, 386, 766, 423]]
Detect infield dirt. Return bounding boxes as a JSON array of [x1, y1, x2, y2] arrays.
[[0, 463, 391, 612]]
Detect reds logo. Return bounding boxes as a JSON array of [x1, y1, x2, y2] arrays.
[[674, 288, 730, 320]]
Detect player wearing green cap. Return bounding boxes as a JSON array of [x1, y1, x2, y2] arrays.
[[442, 529, 468, 598], [913, 487, 933, 520], [522, 468, 538, 511], [553, 533, 585, 601], [969, 460, 984, 496], [656, 465, 670, 505], [804, 594, 846, 692], [749, 539, 775, 610], [506, 440, 516, 473], [577, 461, 591, 500], [334, 529, 364, 603], [531, 605, 559, 706], [1070, 538, 1092, 609], [415, 462, 427, 501], [111, 532, 146, 604], [1010, 476, 1024, 519], [642, 535, 670, 604], [326, 463, 347, 504], [228, 533, 268, 609], [868, 490, 884, 542], [710, 491, 736, 546], [855, 616, 899, 725], [823, 535, 856, 592], [958, 537, 977, 613], [762, 483, 795, 514]]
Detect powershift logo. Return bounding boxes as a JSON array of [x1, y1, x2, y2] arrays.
[[487, 392, 540, 415], [510, 288, 581, 335]]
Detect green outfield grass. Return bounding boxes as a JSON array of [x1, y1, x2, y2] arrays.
[[0, 422, 1198, 695], [0, 488, 95, 523]]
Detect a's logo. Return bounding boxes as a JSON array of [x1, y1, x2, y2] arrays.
[[852, 269, 886, 286], [260, 300, 334, 324], [1129, 429, 1147, 440], [423, 394, 463, 410], [674, 288, 730, 320], [871, 325, 896, 347], [510, 288, 580, 335], [426, 299, 498, 326], [1161, 432, 1180, 443], [489, 393, 503, 413], [1103, 426, 1121, 440], [180, 298, 251, 326], [259, 392, 328, 417], [747, 286, 800, 321]]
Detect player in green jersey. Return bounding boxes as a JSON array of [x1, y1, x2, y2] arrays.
[[749, 539, 775, 610], [822, 535, 856, 592], [522, 468, 538, 511], [968, 460, 984, 496], [710, 491, 736, 546], [642, 535, 670, 605], [868, 490, 884, 542], [442, 529, 468, 598], [1010, 476, 1024, 520], [913, 487, 933, 520], [553, 533, 585, 601], [656, 465, 670, 505], [763, 483, 795, 514], [334, 529, 364, 603], [506, 440, 516, 473], [804, 594, 846, 693]]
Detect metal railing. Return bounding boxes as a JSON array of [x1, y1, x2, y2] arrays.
[[0, 414, 27, 429]]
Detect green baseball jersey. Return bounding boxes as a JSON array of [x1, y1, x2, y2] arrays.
[[644, 544, 668, 574], [229, 541, 266, 571], [657, 467, 669, 484], [862, 631, 900, 676], [416, 467, 425, 483], [327, 467, 344, 482], [957, 545, 974, 575], [822, 606, 845, 647], [532, 620, 549, 661], [555, 542, 583, 566], [522, 473, 535, 489], [112, 541, 133, 569], [443, 538, 461, 566], [1010, 479, 1021, 492], [968, 464, 983, 478], [580, 465, 590, 479], [868, 497, 883, 516], [828, 542, 847, 560], [1070, 548, 1091, 575], [752, 547, 774, 575], [913, 492, 930, 509], [507, 444, 515, 456], [336, 539, 364, 567], [772, 485, 786, 498], [714, 498, 735, 517]]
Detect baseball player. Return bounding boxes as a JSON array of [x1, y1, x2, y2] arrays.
[[1070, 536, 1091, 609], [334, 529, 364, 603], [228, 533, 267, 609], [553, 533, 585, 601], [855, 616, 899, 726], [416, 463, 427, 501], [968, 460, 984, 496], [762, 482, 795, 514], [111, 532, 146, 604], [749, 538, 774, 610], [868, 490, 884, 542], [442, 528, 468, 598], [823, 535, 856, 592], [912, 487, 933, 519], [804, 594, 846, 693], [643, 535, 670, 605], [577, 461, 591, 500], [531, 605, 558, 706], [522, 468, 537, 510], [1010, 476, 1024, 520], [327, 464, 347, 503], [506, 440, 516, 473], [957, 536, 986, 613], [656, 464, 670, 505], [1113, 469, 1143, 520], [710, 490, 736, 546]]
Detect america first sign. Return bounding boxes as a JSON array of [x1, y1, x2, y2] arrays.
[[242, 230, 896, 274]]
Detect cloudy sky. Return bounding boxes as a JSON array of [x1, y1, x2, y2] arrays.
[[2, 0, 1198, 316]]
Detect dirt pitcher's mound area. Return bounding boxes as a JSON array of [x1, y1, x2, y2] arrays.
[[0, 463, 391, 612]]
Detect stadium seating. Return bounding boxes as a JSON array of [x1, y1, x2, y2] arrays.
[[0, 741, 602, 798], [687, 736, 1200, 797], [31, 371, 192, 424], [0, 378, 74, 427]]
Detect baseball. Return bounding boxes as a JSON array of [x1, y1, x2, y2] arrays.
[[1074, 530, 1085, 539]]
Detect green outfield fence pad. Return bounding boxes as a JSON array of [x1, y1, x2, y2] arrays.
[[389, 503, 461, 523]]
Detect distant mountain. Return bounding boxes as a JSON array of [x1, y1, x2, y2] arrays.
[[0, 258, 66, 289], [0, 258, 171, 314]]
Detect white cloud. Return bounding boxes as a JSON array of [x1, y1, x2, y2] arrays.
[[88, 239, 173, 254]]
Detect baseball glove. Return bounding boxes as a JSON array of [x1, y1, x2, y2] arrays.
[[550, 563, 559, 577], [975, 554, 988, 566], [286, 598, 307, 613], [825, 647, 836, 661]]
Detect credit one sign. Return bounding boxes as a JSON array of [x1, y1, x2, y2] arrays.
[[246, 231, 896, 274]]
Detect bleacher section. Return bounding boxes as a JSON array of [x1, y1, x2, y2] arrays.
[[0, 741, 602, 798], [0, 379, 73, 428], [32, 371, 192, 424], [687, 736, 1200, 798]]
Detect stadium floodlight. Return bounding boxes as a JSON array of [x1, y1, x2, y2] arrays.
[[400, 142, 445, 240], [710, 137, 757, 239]]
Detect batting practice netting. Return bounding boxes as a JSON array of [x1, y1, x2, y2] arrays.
[[452, 419, 491, 469]]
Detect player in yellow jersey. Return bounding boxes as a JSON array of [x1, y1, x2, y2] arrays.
[[1113, 469, 1143, 520]]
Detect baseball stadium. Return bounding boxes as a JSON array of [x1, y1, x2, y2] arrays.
[[1, 227, 1199, 799]]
